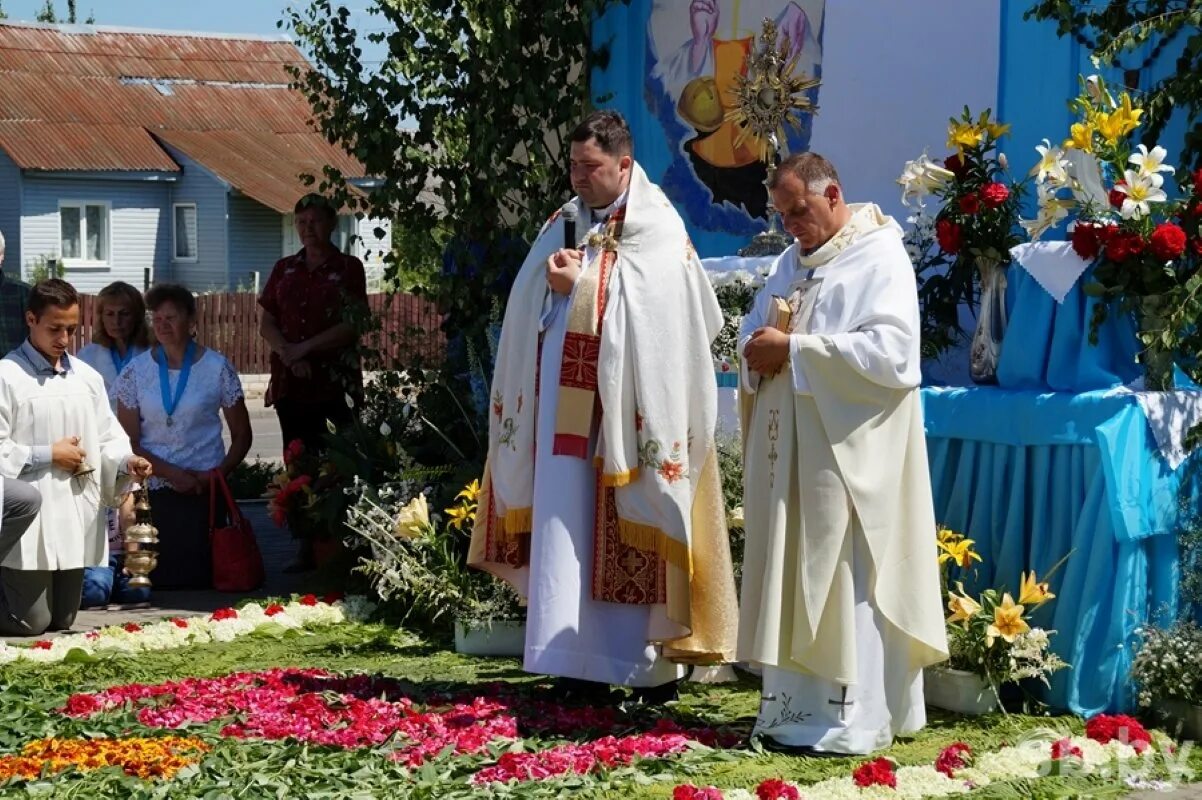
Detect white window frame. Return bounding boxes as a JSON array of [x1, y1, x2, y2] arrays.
[[58, 200, 112, 268], [172, 202, 199, 263]]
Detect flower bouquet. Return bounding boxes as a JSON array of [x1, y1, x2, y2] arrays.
[[1024, 74, 1202, 390], [898, 108, 1027, 381], [706, 265, 768, 380], [1131, 619, 1202, 737], [933, 529, 1069, 711]]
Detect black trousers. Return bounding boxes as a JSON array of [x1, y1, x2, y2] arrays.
[[273, 398, 355, 459]]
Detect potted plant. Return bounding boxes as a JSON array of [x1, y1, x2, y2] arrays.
[[1024, 74, 1202, 392], [1131, 619, 1202, 739], [343, 476, 525, 655], [926, 528, 1069, 714]]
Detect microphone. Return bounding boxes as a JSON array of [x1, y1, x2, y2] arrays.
[[561, 203, 577, 250]]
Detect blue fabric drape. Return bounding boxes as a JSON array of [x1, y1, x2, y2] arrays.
[[924, 387, 1194, 715]]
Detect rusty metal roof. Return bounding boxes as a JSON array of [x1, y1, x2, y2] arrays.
[[0, 20, 369, 195]]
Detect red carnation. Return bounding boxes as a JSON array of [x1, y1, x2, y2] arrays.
[[1051, 737, 1084, 761], [61, 693, 103, 717], [852, 757, 897, 789], [32, 640, 53, 650], [936, 218, 963, 254], [1106, 231, 1147, 263], [1150, 222, 1187, 261], [1086, 714, 1152, 752], [265, 603, 286, 617], [935, 742, 973, 776], [980, 182, 1010, 208], [1109, 184, 1127, 210], [959, 193, 981, 215], [299, 594, 319, 607], [756, 778, 800, 800], [673, 786, 723, 800], [123, 622, 142, 633], [171, 618, 189, 628], [1192, 238, 1202, 257], [944, 153, 967, 179], [284, 439, 305, 467], [1071, 223, 1104, 261], [211, 608, 238, 621]]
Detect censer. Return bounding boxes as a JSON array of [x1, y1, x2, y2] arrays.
[[122, 486, 159, 589]]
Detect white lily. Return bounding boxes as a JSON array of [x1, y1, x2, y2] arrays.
[[394, 494, 430, 539], [1117, 170, 1167, 220], [1085, 74, 1115, 108], [897, 151, 954, 209], [1020, 185, 1074, 240], [1031, 139, 1071, 185], [1128, 144, 1175, 178]]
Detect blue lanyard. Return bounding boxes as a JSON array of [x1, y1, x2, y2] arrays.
[[110, 345, 135, 374], [158, 340, 196, 425]]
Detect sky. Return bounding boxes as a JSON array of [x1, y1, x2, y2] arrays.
[[0, 0, 388, 61]]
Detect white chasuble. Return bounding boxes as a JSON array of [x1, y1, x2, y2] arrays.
[[0, 350, 134, 571], [737, 204, 948, 753], [469, 163, 739, 685]]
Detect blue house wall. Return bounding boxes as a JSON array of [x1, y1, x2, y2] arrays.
[[0, 151, 20, 274]]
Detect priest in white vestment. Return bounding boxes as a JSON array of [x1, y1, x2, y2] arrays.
[[738, 153, 948, 753], [0, 279, 152, 636], [469, 111, 738, 701]]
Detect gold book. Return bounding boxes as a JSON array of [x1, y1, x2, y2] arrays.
[[766, 295, 792, 333]]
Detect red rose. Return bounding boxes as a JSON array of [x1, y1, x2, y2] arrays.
[[959, 193, 981, 215], [171, 618, 189, 628], [1109, 184, 1127, 210], [284, 439, 305, 467], [299, 594, 319, 606], [944, 153, 967, 179], [1192, 238, 1202, 257], [211, 608, 238, 621], [1071, 223, 1103, 261], [123, 622, 142, 633], [265, 603, 286, 617], [935, 742, 973, 777], [1106, 231, 1146, 263], [936, 218, 963, 254], [755, 778, 800, 800], [1051, 737, 1084, 761], [1086, 714, 1152, 752], [852, 757, 897, 788], [673, 786, 723, 800], [980, 182, 1010, 208], [1150, 222, 1187, 260]]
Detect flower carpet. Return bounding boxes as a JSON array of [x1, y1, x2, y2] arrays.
[[0, 605, 1196, 798]]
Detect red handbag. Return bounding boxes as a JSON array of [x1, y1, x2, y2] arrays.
[[209, 469, 266, 592]]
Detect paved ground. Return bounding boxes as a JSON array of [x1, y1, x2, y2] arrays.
[[3, 502, 311, 641]]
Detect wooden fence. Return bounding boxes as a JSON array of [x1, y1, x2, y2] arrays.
[[71, 293, 445, 374]]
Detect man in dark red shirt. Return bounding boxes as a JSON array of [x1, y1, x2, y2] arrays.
[[258, 194, 367, 460]]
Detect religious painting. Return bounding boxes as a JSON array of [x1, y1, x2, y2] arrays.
[[647, 0, 824, 240]]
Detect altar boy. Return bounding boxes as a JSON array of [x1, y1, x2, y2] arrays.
[[0, 279, 152, 635]]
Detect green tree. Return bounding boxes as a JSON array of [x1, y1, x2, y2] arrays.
[[0, 2, 7, 20], [284, 0, 625, 349], [33, 0, 93, 24], [1025, 0, 1202, 169]]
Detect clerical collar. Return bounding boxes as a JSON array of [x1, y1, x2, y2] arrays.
[[17, 339, 72, 377], [587, 188, 629, 225]]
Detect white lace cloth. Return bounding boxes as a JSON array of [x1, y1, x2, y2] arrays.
[[114, 349, 244, 490], [1011, 241, 1092, 304], [1105, 380, 1202, 470]]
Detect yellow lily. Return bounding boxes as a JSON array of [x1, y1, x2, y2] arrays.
[[947, 121, 984, 154], [445, 502, 474, 531], [456, 479, 481, 503], [1111, 93, 1143, 136], [1062, 121, 1095, 153], [946, 582, 982, 627], [985, 593, 1029, 646], [985, 121, 1011, 139], [938, 537, 983, 569], [1018, 570, 1055, 608]]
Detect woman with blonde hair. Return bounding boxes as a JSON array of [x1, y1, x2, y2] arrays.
[[78, 281, 152, 609]]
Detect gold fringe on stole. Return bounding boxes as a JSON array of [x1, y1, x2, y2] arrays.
[[617, 517, 690, 573], [601, 467, 639, 487], [502, 507, 533, 535]]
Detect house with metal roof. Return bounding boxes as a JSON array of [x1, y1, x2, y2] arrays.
[[0, 20, 390, 293]]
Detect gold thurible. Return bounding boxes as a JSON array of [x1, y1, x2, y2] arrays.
[[122, 486, 159, 589]]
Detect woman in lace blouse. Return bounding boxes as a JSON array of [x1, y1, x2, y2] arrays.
[[115, 284, 253, 589], [76, 281, 151, 608]]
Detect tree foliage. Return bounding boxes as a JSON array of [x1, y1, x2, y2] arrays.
[[33, 0, 93, 24], [284, 0, 626, 347], [1025, 0, 1202, 169]]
